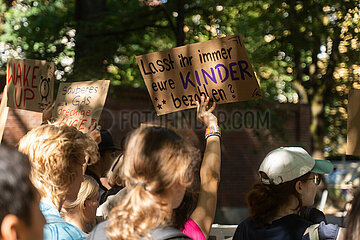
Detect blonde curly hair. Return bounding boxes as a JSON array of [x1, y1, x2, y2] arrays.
[[106, 126, 200, 240], [18, 124, 99, 209]]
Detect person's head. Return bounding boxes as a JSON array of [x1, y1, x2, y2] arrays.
[[87, 129, 120, 177], [62, 175, 99, 232], [106, 131, 133, 188], [107, 154, 124, 188], [344, 188, 360, 240], [247, 147, 333, 226], [0, 145, 45, 240], [18, 124, 99, 210], [106, 126, 200, 240]]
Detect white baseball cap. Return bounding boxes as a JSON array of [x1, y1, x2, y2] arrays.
[[259, 147, 333, 185]]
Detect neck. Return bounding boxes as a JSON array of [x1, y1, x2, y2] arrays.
[[41, 196, 64, 212], [271, 196, 299, 222], [63, 212, 86, 232]]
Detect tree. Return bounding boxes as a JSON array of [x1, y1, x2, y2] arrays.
[[227, 0, 359, 158], [1, 0, 359, 157]]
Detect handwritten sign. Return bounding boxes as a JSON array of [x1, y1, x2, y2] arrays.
[[347, 89, 360, 156], [52, 80, 110, 133], [136, 34, 261, 115], [0, 86, 9, 143], [6, 58, 55, 112]]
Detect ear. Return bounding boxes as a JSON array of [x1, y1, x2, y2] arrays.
[[295, 180, 303, 194], [1, 214, 20, 240], [82, 199, 87, 209]]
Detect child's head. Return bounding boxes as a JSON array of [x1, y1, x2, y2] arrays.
[[122, 126, 198, 193], [62, 175, 99, 230], [107, 126, 200, 240], [0, 145, 45, 240], [18, 124, 98, 209]]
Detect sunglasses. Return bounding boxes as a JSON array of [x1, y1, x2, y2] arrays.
[[304, 175, 321, 185]]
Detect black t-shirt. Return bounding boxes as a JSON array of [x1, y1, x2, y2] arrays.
[[233, 214, 312, 240]]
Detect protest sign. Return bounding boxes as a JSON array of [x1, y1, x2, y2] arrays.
[[347, 89, 360, 156], [0, 86, 9, 143], [6, 58, 55, 112], [136, 34, 261, 115], [52, 80, 110, 133]]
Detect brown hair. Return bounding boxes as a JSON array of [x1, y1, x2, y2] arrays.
[[344, 189, 360, 240], [107, 154, 125, 187], [171, 189, 199, 230], [18, 124, 98, 209], [106, 126, 200, 240], [247, 172, 311, 227]]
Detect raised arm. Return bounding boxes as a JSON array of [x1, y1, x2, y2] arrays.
[[41, 102, 55, 124], [190, 96, 221, 239]]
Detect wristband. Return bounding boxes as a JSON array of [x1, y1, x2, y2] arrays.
[[205, 124, 221, 140]]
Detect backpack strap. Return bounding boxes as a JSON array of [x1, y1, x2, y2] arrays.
[[150, 227, 191, 240], [308, 223, 320, 240]]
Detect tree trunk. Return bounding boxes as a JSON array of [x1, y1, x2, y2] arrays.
[[310, 92, 326, 159], [72, 0, 106, 81], [310, 34, 340, 159], [175, 0, 185, 46], [293, 50, 309, 104]]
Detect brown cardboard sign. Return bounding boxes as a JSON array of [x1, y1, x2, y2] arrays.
[[136, 34, 261, 115], [52, 80, 110, 133], [6, 58, 55, 112], [347, 89, 360, 156], [0, 86, 9, 143]]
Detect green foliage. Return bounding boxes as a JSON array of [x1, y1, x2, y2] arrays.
[[0, 0, 75, 83]]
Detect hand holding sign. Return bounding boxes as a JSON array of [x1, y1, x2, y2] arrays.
[[136, 34, 261, 115], [42, 102, 55, 123], [88, 122, 102, 144], [196, 96, 217, 127]]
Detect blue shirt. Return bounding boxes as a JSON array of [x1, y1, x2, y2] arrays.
[[40, 201, 86, 240]]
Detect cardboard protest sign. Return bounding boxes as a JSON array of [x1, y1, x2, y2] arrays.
[[0, 86, 9, 143], [6, 58, 55, 112], [136, 34, 261, 115], [347, 89, 360, 156], [52, 80, 110, 133]]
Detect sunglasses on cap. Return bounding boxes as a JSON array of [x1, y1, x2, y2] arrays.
[[304, 175, 321, 185]]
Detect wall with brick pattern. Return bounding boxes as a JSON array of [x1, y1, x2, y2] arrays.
[[1, 87, 312, 214]]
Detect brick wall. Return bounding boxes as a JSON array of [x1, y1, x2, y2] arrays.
[[1, 86, 312, 211], [99, 87, 312, 209], [2, 107, 42, 146]]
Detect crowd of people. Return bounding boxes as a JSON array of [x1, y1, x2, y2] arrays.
[[0, 96, 359, 239]]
